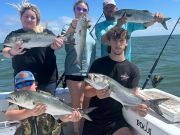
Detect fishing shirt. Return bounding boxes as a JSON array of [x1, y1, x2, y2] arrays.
[[95, 20, 145, 61], [61, 24, 96, 76], [87, 56, 140, 124], [4, 29, 58, 85]]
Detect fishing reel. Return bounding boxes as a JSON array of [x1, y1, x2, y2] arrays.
[[151, 74, 163, 88]]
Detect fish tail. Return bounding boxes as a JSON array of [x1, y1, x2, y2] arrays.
[[82, 114, 92, 121], [81, 107, 97, 121], [146, 98, 169, 115], [161, 17, 171, 30]]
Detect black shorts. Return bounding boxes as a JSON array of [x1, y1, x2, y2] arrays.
[[65, 75, 85, 81], [82, 119, 130, 135]]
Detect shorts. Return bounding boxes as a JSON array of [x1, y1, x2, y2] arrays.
[[82, 119, 130, 135], [65, 75, 85, 81]]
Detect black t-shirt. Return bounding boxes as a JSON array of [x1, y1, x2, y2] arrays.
[[4, 29, 58, 85], [88, 56, 140, 123]]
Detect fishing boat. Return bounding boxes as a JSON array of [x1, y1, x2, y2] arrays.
[[0, 88, 180, 135]]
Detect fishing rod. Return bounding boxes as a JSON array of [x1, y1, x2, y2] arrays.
[[89, 13, 104, 39], [142, 17, 180, 89]]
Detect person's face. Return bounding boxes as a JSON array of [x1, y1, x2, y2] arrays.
[[16, 81, 37, 91], [74, 2, 89, 18], [103, 4, 118, 21], [109, 38, 127, 55], [21, 9, 37, 30]]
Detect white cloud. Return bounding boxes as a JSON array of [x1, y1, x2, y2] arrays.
[[43, 16, 73, 35]]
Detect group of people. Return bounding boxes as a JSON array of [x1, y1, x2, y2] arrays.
[[2, 0, 166, 135]]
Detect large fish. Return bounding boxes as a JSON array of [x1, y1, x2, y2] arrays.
[[113, 9, 171, 30], [3, 32, 70, 49], [6, 90, 93, 121], [74, 16, 90, 72], [85, 73, 169, 116]]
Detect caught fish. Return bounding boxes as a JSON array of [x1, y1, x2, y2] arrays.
[[74, 16, 90, 71], [6, 90, 94, 121], [113, 9, 171, 30], [85, 73, 169, 116], [3, 32, 70, 49]]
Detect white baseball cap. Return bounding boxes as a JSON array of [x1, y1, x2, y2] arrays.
[[103, 0, 117, 8]]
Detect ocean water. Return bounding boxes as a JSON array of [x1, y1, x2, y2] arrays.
[[0, 35, 180, 97]]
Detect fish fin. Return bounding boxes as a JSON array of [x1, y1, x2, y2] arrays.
[[146, 98, 169, 115], [82, 114, 92, 121], [83, 107, 97, 114], [161, 17, 171, 30], [81, 107, 97, 121]]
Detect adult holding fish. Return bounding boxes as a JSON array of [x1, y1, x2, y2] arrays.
[[61, 0, 96, 134], [95, 0, 165, 61], [82, 27, 148, 135], [5, 70, 81, 135], [2, 0, 63, 95]]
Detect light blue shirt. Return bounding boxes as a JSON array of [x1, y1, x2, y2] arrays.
[[95, 20, 146, 61]]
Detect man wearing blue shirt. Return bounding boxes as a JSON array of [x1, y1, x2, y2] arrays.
[[95, 0, 164, 61]]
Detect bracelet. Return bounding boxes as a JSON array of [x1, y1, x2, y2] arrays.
[[8, 49, 14, 57], [70, 23, 76, 29]]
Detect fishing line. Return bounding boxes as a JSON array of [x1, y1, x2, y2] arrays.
[[89, 13, 104, 39], [142, 17, 180, 89]]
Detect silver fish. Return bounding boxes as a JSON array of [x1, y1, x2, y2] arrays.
[[3, 32, 70, 49], [6, 90, 93, 121], [113, 9, 171, 30], [74, 16, 89, 71], [85, 73, 169, 116], [3, 32, 56, 49]]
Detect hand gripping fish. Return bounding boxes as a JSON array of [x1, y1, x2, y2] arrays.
[[85, 73, 169, 116], [6, 90, 94, 121], [113, 9, 171, 30]]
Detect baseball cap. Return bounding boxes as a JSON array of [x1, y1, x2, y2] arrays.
[[103, 0, 116, 8], [15, 71, 35, 85]]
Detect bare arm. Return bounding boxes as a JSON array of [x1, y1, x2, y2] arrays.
[[2, 47, 12, 58], [133, 87, 148, 117], [5, 104, 47, 121], [2, 41, 25, 58], [84, 84, 97, 98]]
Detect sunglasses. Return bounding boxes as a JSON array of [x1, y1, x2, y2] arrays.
[[15, 81, 34, 89], [76, 6, 88, 13]]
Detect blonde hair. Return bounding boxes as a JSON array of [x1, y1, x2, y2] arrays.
[[8, 0, 43, 33]]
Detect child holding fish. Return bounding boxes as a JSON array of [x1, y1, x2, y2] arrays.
[[82, 27, 148, 135], [5, 70, 82, 135], [95, 0, 167, 61], [61, 0, 96, 134], [2, 0, 63, 95]]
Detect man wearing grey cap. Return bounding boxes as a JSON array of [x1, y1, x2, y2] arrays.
[[95, 0, 165, 61]]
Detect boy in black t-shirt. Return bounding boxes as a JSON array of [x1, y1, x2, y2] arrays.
[[82, 27, 148, 135]]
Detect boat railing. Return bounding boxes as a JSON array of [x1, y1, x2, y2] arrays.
[[0, 121, 19, 129]]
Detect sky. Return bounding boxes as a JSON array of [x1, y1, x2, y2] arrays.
[[0, 0, 180, 42]]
